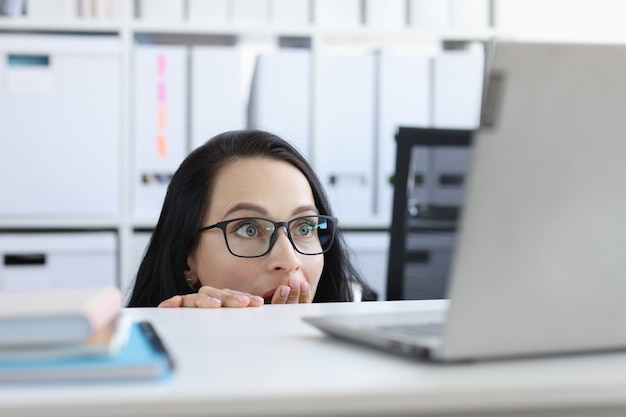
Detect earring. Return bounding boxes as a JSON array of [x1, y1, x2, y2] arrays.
[[185, 276, 194, 289]]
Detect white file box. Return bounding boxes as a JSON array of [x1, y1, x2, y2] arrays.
[[0, 34, 120, 216], [0, 232, 117, 292], [315, 0, 361, 28], [377, 50, 431, 222], [316, 52, 375, 221], [134, 44, 188, 219], [190, 45, 246, 150], [124, 231, 152, 300], [343, 231, 390, 301], [364, 0, 406, 29], [136, 0, 185, 21], [248, 49, 311, 158], [409, 0, 450, 29], [432, 49, 484, 129], [232, 0, 269, 25], [270, 0, 310, 26], [188, 0, 229, 24]]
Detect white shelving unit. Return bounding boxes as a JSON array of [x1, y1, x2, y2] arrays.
[[0, 1, 493, 297]]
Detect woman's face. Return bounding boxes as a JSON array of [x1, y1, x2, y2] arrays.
[[187, 157, 324, 302]]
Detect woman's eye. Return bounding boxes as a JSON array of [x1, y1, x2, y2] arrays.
[[234, 223, 259, 237], [295, 223, 314, 236]]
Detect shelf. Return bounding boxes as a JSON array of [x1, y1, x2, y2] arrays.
[[0, 17, 123, 33], [0, 17, 495, 43], [316, 27, 495, 42], [131, 21, 314, 38], [0, 11, 486, 294], [0, 218, 123, 230]]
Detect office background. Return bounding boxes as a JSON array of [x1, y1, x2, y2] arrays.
[[0, 0, 624, 301]]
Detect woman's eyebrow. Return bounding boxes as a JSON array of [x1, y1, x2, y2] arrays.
[[223, 203, 319, 219], [291, 205, 320, 216], [223, 203, 268, 218]]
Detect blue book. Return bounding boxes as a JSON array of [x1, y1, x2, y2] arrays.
[[0, 321, 174, 383]]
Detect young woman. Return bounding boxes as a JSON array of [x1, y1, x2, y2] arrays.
[[127, 129, 375, 308]]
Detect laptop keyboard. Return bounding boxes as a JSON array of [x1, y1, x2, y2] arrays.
[[376, 322, 443, 339]]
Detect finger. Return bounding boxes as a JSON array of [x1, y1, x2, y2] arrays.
[[223, 288, 264, 307], [199, 286, 263, 308], [286, 278, 301, 304], [298, 281, 311, 304], [158, 295, 183, 308], [159, 294, 222, 308], [248, 295, 265, 307], [192, 294, 223, 308], [271, 285, 290, 304]]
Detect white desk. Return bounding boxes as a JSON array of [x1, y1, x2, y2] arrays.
[[2, 300, 626, 417]]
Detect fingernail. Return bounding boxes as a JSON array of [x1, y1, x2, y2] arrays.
[[280, 286, 290, 298], [300, 281, 309, 294], [288, 277, 298, 289], [235, 295, 250, 303], [209, 297, 222, 304], [251, 295, 264, 303]]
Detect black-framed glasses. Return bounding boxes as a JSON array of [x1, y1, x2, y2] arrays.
[[198, 215, 338, 258]]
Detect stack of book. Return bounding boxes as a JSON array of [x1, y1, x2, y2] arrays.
[[0, 287, 173, 383]]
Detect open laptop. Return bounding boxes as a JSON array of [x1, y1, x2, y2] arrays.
[[303, 40, 626, 362]]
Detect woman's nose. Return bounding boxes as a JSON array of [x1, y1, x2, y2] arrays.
[[267, 229, 301, 271]]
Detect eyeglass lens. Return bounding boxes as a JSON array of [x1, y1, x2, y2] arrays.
[[224, 216, 334, 257]]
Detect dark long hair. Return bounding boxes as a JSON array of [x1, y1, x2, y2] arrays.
[[127, 129, 374, 306]]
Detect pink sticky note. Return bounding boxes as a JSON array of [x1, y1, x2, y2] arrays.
[[156, 133, 168, 159], [157, 106, 167, 129], [157, 53, 166, 76], [158, 83, 166, 103]]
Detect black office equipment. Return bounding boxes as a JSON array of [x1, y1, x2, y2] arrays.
[[386, 127, 472, 300]]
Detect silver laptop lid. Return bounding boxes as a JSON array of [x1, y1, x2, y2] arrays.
[[441, 40, 626, 360]]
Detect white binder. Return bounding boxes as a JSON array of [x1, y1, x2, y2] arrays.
[[187, 0, 230, 24], [316, 52, 375, 221], [364, 0, 406, 29], [376, 50, 431, 222], [232, 0, 269, 25], [191, 45, 245, 150], [315, 0, 361, 28], [248, 49, 310, 158], [26, 0, 77, 19], [136, 0, 185, 21], [133, 44, 188, 219], [270, 0, 310, 26], [432, 49, 484, 129], [450, 0, 490, 30], [408, 0, 450, 30]]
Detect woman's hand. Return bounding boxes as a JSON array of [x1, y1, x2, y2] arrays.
[[158, 278, 311, 308], [158, 286, 264, 308], [268, 277, 311, 304]]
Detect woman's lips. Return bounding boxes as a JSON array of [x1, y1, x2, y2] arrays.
[[262, 288, 277, 304]]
